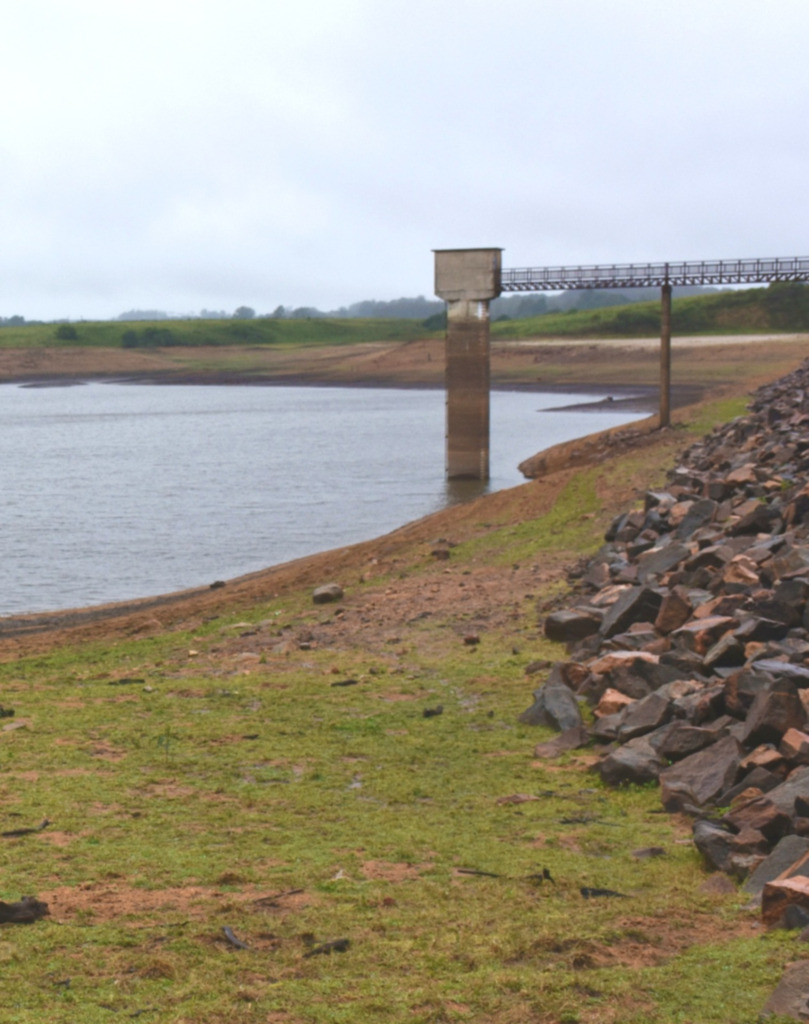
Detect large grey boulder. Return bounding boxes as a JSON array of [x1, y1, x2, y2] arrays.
[[544, 607, 602, 643], [693, 819, 736, 873], [659, 735, 743, 811], [761, 960, 809, 1020], [744, 835, 809, 900], [312, 583, 344, 604], [597, 736, 664, 786], [518, 666, 583, 731], [742, 680, 807, 748]]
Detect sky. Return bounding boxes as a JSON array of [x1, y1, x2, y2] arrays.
[[2, 0, 808, 321]]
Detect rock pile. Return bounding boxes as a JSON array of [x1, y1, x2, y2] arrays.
[[523, 358, 809, 901]]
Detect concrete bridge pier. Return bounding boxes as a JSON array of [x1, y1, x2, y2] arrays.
[[659, 280, 672, 428], [434, 249, 502, 479]]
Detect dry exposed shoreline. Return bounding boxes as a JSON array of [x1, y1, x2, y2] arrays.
[[0, 344, 701, 415], [0, 333, 803, 651], [2, 331, 803, 397]]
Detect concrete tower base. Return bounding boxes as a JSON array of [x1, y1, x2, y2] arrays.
[[445, 299, 490, 479], [434, 249, 502, 480]]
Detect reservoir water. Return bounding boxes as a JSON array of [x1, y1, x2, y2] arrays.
[[0, 382, 640, 615]]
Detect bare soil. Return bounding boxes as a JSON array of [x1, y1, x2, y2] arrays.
[[3, 332, 806, 393], [0, 337, 788, 1020]]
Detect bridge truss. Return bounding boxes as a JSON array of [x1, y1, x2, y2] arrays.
[[432, 248, 809, 478], [500, 256, 809, 292]]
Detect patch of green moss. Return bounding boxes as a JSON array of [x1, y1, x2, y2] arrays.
[[684, 395, 751, 437]]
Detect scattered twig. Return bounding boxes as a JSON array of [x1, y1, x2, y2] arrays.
[[632, 846, 666, 859], [456, 868, 501, 878], [222, 926, 250, 950], [331, 678, 359, 687], [580, 887, 629, 899], [559, 816, 622, 827], [253, 888, 304, 907], [1, 818, 50, 838], [422, 705, 443, 718], [303, 938, 350, 957], [526, 868, 555, 884]]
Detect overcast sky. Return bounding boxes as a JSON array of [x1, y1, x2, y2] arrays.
[[2, 0, 808, 320]]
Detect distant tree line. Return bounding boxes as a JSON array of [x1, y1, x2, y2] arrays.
[[6, 281, 807, 333], [117, 310, 170, 321], [0, 287, 732, 330]]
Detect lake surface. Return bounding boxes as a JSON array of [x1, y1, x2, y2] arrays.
[[0, 383, 640, 614]]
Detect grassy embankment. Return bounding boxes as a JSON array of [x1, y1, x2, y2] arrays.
[[1, 284, 808, 397], [491, 280, 809, 339], [0, 376, 803, 1022], [0, 318, 432, 350], [0, 290, 807, 1020], [2, 281, 808, 353]]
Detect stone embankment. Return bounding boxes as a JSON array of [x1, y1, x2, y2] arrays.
[[522, 358, 809, 937]]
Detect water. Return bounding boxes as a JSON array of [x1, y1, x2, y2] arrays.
[[0, 383, 640, 614]]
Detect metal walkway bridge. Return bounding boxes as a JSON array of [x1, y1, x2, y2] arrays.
[[499, 255, 809, 438], [500, 255, 809, 292], [433, 248, 809, 479]]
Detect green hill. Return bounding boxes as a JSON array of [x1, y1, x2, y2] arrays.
[[0, 316, 433, 350], [492, 281, 809, 339], [1, 282, 808, 351]]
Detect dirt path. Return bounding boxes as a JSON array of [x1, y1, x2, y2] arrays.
[[501, 331, 809, 349]]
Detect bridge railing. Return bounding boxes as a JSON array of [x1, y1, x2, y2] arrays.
[[500, 256, 809, 291]]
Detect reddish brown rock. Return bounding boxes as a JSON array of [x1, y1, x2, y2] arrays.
[[740, 745, 787, 773], [781, 728, 809, 766], [670, 616, 738, 655], [588, 649, 659, 675], [742, 680, 807, 748], [654, 586, 693, 634], [724, 668, 776, 718], [724, 797, 791, 844], [723, 555, 761, 586], [763, 877, 809, 929], [594, 688, 635, 718]]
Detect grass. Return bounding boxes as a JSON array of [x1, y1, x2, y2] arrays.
[[453, 470, 606, 571], [492, 281, 809, 340], [1, 281, 807, 355], [0, 621, 775, 1024], [0, 377, 802, 1022], [0, 317, 434, 351], [683, 395, 751, 437]]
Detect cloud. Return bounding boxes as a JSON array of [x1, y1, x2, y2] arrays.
[[2, 0, 809, 318]]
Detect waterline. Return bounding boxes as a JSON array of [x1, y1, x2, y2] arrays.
[[0, 383, 639, 614]]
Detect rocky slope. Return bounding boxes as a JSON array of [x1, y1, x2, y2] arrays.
[[526, 357, 809, 925]]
